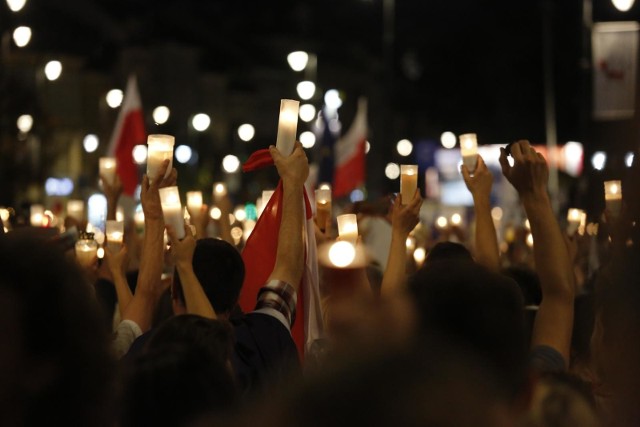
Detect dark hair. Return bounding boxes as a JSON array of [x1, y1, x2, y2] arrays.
[[408, 258, 527, 397], [424, 241, 473, 266], [502, 265, 542, 306], [174, 238, 245, 314], [0, 233, 115, 427]]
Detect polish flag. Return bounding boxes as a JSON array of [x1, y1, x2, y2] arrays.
[[107, 76, 146, 196], [333, 98, 367, 197]]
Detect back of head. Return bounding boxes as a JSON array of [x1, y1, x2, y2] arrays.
[[408, 257, 527, 397], [424, 241, 473, 266]]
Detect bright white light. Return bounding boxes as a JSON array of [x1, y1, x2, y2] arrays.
[[385, 163, 400, 180], [44, 60, 62, 81], [526, 233, 534, 248], [328, 241, 356, 268], [16, 114, 33, 133], [451, 213, 462, 225], [396, 139, 413, 156], [441, 131, 457, 149], [0, 208, 9, 222], [625, 152, 635, 168], [6, 0, 27, 12], [611, 0, 635, 12], [192, 113, 211, 132], [230, 226, 243, 243], [563, 141, 584, 177], [45, 177, 74, 196], [234, 206, 247, 222], [324, 89, 342, 110], [436, 216, 448, 228], [87, 194, 107, 228], [299, 104, 316, 122], [106, 89, 123, 108], [350, 189, 365, 203], [319, 183, 332, 190], [153, 106, 170, 124], [299, 131, 316, 148], [237, 124, 255, 142], [287, 51, 309, 71], [83, 134, 99, 153], [413, 247, 426, 265], [175, 145, 192, 164], [591, 151, 607, 171], [491, 207, 503, 221], [210, 207, 222, 220], [13, 26, 31, 47], [222, 154, 240, 173], [97, 247, 105, 259], [296, 81, 316, 100], [132, 145, 147, 164], [365, 141, 371, 154]]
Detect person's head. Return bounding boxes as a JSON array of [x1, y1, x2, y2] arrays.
[[408, 252, 527, 399], [173, 238, 245, 316], [0, 232, 115, 427], [424, 241, 473, 266]]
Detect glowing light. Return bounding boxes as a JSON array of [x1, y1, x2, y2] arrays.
[[491, 207, 503, 221], [45, 177, 74, 196], [222, 155, 240, 173], [44, 60, 62, 81], [97, 247, 105, 259], [413, 247, 426, 265], [526, 233, 534, 248], [324, 89, 342, 110], [175, 145, 192, 164], [592, 151, 607, 171], [210, 207, 222, 220], [299, 104, 316, 122], [16, 114, 33, 133], [230, 226, 243, 242], [192, 113, 211, 132], [6, 0, 28, 12], [328, 241, 356, 268], [299, 131, 316, 148], [436, 216, 448, 228], [106, 89, 123, 108], [625, 152, 635, 168], [350, 189, 365, 203], [365, 141, 371, 154], [287, 51, 309, 71], [234, 206, 247, 222], [13, 26, 31, 47], [237, 124, 255, 142], [441, 132, 456, 149], [132, 145, 147, 164], [296, 81, 316, 100], [611, 0, 635, 12], [385, 163, 400, 180], [82, 134, 99, 153], [153, 106, 170, 124], [396, 139, 413, 157], [451, 213, 462, 225]]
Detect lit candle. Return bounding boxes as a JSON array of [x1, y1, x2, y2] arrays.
[[146, 134, 175, 183], [604, 180, 622, 216], [413, 247, 426, 267], [106, 220, 124, 252], [566, 208, 584, 236], [578, 211, 587, 236], [436, 216, 448, 229], [159, 186, 185, 240], [75, 233, 98, 268], [406, 236, 416, 253], [276, 99, 300, 156], [318, 182, 332, 191], [337, 213, 358, 244], [450, 213, 463, 226], [186, 191, 203, 220], [212, 182, 227, 202], [116, 206, 125, 222], [30, 204, 44, 227], [134, 209, 145, 232], [459, 133, 478, 173], [315, 189, 332, 231], [66, 200, 84, 222], [99, 157, 117, 186], [400, 164, 418, 205]]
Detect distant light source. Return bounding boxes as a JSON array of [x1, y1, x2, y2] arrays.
[[440, 131, 457, 149], [237, 123, 255, 142], [625, 152, 635, 168], [209, 207, 222, 220], [365, 141, 371, 154], [13, 26, 31, 47], [396, 139, 413, 156], [611, 0, 635, 12], [45, 177, 74, 196], [287, 51, 309, 71], [222, 155, 240, 173], [296, 81, 316, 100], [6, 0, 27, 12], [234, 206, 247, 222], [16, 114, 33, 133], [192, 113, 211, 132], [44, 60, 62, 81], [491, 207, 503, 221], [153, 106, 170, 124], [385, 163, 400, 180], [175, 145, 192, 164], [299, 131, 316, 148], [324, 89, 342, 110], [413, 247, 426, 265], [299, 104, 316, 122], [591, 151, 607, 171], [132, 145, 147, 164], [350, 189, 365, 203], [83, 134, 99, 153], [328, 241, 357, 268], [106, 89, 123, 108]]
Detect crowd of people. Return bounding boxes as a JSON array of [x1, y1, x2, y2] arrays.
[[0, 139, 638, 427]]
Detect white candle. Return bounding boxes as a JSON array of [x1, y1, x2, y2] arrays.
[[186, 191, 203, 219], [318, 182, 332, 191], [604, 180, 622, 216], [99, 157, 117, 186], [459, 133, 478, 173], [159, 186, 185, 240], [147, 134, 175, 183], [566, 208, 584, 236], [276, 99, 300, 156], [213, 182, 227, 202], [75, 239, 97, 267], [106, 220, 124, 252], [67, 200, 84, 222], [30, 204, 44, 227], [337, 213, 358, 244], [400, 165, 418, 205], [315, 189, 332, 231]]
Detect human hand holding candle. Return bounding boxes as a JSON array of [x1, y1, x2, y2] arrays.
[[75, 233, 98, 268], [30, 204, 44, 227], [315, 188, 332, 232], [400, 165, 418, 205], [337, 214, 358, 245], [212, 182, 227, 202], [566, 208, 584, 236], [275, 99, 300, 157], [604, 180, 622, 217], [159, 186, 186, 241], [459, 133, 478, 173], [99, 157, 117, 187], [186, 191, 203, 221], [106, 220, 124, 253], [147, 135, 175, 184]]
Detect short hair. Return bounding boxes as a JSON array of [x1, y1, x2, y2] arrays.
[[424, 241, 473, 266], [408, 258, 527, 397], [174, 238, 245, 314]]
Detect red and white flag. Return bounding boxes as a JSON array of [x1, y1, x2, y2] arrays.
[[107, 75, 146, 196], [333, 97, 367, 197]]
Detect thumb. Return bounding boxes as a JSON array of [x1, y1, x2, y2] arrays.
[[460, 164, 471, 186], [166, 224, 178, 243], [269, 145, 283, 163]]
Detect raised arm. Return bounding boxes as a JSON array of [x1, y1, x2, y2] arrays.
[[461, 155, 500, 271], [381, 191, 421, 296], [104, 244, 132, 319], [268, 143, 309, 290], [500, 140, 574, 364], [101, 173, 123, 221]]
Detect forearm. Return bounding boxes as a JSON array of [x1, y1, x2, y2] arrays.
[[473, 196, 500, 271], [218, 206, 234, 245], [176, 261, 216, 319], [269, 180, 304, 289], [112, 270, 133, 318], [381, 231, 409, 296], [106, 197, 118, 221]]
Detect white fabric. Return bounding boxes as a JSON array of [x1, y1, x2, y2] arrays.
[[112, 319, 142, 359], [303, 211, 324, 353]]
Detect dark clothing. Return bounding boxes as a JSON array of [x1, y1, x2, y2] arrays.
[[530, 345, 566, 373]]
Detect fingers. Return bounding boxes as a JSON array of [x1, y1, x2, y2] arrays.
[[165, 224, 178, 243], [499, 148, 511, 176], [269, 145, 283, 163], [184, 222, 193, 238], [460, 164, 471, 186]]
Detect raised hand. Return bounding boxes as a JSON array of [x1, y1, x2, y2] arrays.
[[166, 223, 196, 268], [390, 190, 422, 239], [140, 160, 177, 222], [269, 142, 309, 185], [499, 140, 549, 198], [105, 244, 129, 277], [461, 155, 493, 201]]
